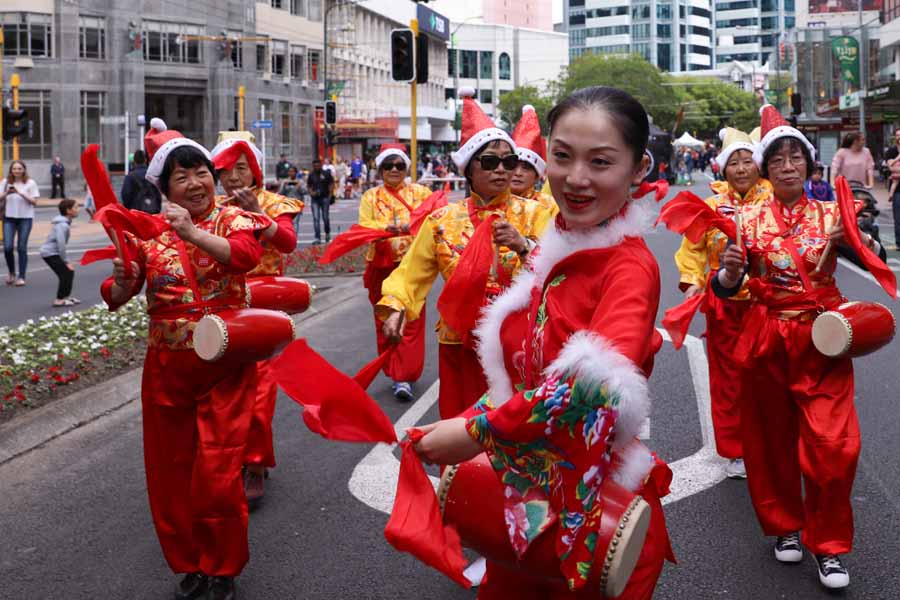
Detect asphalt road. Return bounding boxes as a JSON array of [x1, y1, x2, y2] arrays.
[[1, 179, 899, 600]]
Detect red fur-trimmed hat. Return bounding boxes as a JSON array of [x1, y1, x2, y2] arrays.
[[511, 104, 546, 177], [143, 118, 211, 190], [210, 133, 264, 187], [752, 104, 816, 167], [375, 142, 410, 170], [450, 87, 515, 170]]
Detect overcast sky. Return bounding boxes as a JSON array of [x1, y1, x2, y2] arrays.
[[553, 0, 563, 24]]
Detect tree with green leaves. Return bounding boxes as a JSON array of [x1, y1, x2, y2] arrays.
[[671, 76, 760, 138], [495, 85, 554, 135]]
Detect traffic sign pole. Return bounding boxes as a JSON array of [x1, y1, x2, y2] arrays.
[[410, 19, 418, 181], [11, 73, 20, 161], [260, 104, 267, 181]]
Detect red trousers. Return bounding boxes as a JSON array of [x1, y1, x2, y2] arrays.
[[244, 358, 277, 468], [438, 343, 487, 419], [365, 263, 426, 382], [141, 347, 255, 576], [704, 295, 750, 459], [476, 476, 670, 599], [738, 318, 860, 555]]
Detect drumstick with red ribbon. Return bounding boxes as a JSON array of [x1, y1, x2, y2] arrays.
[[812, 217, 839, 276], [81, 144, 132, 277]]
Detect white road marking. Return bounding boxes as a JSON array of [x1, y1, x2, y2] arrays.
[[837, 257, 900, 285], [348, 328, 725, 513]]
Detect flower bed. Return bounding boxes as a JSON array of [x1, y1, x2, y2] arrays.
[[0, 299, 148, 423], [284, 244, 368, 276]]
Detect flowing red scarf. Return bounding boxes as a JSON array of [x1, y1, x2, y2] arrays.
[[656, 190, 737, 242]]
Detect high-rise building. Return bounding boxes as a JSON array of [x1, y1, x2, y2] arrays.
[[714, 0, 796, 67], [563, 0, 714, 72], [426, 0, 555, 32]]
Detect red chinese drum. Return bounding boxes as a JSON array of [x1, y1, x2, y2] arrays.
[[193, 308, 296, 362], [438, 453, 651, 598], [811, 301, 896, 358], [246, 276, 313, 314]]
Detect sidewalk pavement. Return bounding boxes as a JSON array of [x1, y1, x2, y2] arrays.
[[0, 274, 362, 466]]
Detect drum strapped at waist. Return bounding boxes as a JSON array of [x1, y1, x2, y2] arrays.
[[148, 297, 244, 322], [749, 281, 843, 321]]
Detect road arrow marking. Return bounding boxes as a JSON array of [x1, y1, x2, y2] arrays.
[[348, 329, 726, 513]]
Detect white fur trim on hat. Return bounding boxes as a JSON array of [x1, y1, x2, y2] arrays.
[[459, 86, 476, 98], [716, 142, 757, 170], [210, 138, 263, 169], [451, 128, 516, 170], [145, 138, 212, 190], [718, 128, 728, 142], [516, 147, 546, 177], [522, 104, 535, 114], [375, 148, 411, 170], [149, 117, 167, 132], [752, 126, 816, 169]]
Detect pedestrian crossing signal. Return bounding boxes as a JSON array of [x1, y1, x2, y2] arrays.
[[325, 101, 337, 125], [391, 29, 416, 83], [2, 106, 29, 141]]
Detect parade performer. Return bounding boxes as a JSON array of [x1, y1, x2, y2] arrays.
[[669, 127, 771, 478], [210, 132, 303, 508], [357, 144, 433, 402], [715, 105, 893, 590], [376, 87, 553, 419], [413, 86, 674, 599], [101, 119, 274, 600], [510, 105, 558, 214]]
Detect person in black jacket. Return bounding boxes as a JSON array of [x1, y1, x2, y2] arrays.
[[121, 150, 162, 213], [50, 157, 66, 198], [306, 159, 334, 243]]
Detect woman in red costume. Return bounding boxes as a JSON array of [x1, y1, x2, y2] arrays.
[[377, 87, 553, 419], [716, 105, 887, 591], [672, 127, 772, 478], [414, 86, 674, 598], [103, 122, 273, 600], [210, 133, 303, 508]]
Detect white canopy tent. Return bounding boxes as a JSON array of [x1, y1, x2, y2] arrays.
[[673, 132, 705, 150]]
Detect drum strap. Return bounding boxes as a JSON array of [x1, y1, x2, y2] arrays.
[[769, 203, 814, 291]]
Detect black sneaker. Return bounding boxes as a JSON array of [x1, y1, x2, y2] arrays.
[[206, 576, 236, 600], [815, 554, 850, 589], [774, 531, 803, 563], [174, 572, 208, 600]]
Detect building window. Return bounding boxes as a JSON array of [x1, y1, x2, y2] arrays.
[[291, 0, 307, 17], [80, 91, 105, 148], [480, 89, 493, 104], [657, 44, 672, 71], [227, 31, 243, 69], [657, 3, 672, 19], [291, 45, 306, 80], [569, 29, 585, 47], [570, 14, 585, 25], [633, 23, 651, 40], [499, 53, 511, 80], [632, 4, 651, 19], [479, 51, 493, 80], [308, 49, 320, 81], [142, 21, 202, 63], [460, 50, 478, 78], [1, 13, 52, 57], [448, 49, 457, 76], [308, 0, 323, 21], [657, 24, 672, 38], [257, 44, 268, 73], [280, 102, 292, 155], [297, 104, 312, 156], [2, 90, 52, 160], [271, 40, 288, 76], [271, 0, 284, 8], [78, 16, 106, 59]]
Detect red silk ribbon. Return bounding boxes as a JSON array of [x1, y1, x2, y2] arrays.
[[317, 224, 394, 265], [661, 292, 706, 350], [632, 179, 669, 202], [657, 191, 737, 243], [408, 190, 449, 236]]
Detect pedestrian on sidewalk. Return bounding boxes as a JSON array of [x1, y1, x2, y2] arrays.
[[278, 166, 306, 240], [830, 132, 874, 189], [40, 198, 81, 307], [885, 128, 900, 249], [121, 150, 162, 213], [50, 157, 66, 199], [2, 160, 40, 286], [307, 158, 334, 244]]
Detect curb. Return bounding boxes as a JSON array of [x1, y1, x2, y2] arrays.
[[0, 277, 363, 466]]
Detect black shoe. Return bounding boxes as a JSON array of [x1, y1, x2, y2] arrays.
[[774, 531, 803, 563], [815, 554, 850, 589], [206, 577, 236, 600], [174, 573, 208, 600]]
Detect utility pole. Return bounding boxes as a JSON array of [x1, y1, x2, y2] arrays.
[[858, 0, 866, 134], [0, 30, 5, 175], [410, 19, 418, 180], [238, 85, 245, 130], [11, 73, 20, 161]]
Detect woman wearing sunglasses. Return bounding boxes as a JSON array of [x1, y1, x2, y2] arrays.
[[358, 143, 434, 402], [376, 88, 553, 419]]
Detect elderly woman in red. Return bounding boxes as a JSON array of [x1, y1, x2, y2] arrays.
[[102, 123, 273, 600], [716, 105, 888, 592], [413, 87, 674, 599]]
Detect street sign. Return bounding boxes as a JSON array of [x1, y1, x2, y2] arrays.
[[251, 119, 273, 129], [100, 115, 126, 125], [839, 91, 860, 110], [416, 3, 449, 41]]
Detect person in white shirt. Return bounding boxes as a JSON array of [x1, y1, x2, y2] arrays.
[[1, 160, 40, 286]]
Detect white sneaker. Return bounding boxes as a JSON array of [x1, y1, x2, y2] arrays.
[[774, 532, 803, 563], [725, 458, 747, 479], [463, 556, 487, 586], [815, 554, 850, 589]]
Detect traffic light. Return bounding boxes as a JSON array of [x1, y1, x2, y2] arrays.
[[791, 92, 802, 115], [325, 100, 337, 125], [390, 28, 416, 82], [416, 33, 428, 84], [2, 106, 28, 142]]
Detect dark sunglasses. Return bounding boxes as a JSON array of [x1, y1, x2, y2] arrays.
[[381, 161, 406, 172], [475, 154, 518, 171]]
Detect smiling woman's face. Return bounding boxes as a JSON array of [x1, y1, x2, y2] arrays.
[[167, 164, 216, 216], [724, 149, 759, 196], [546, 107, 647, 229]]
